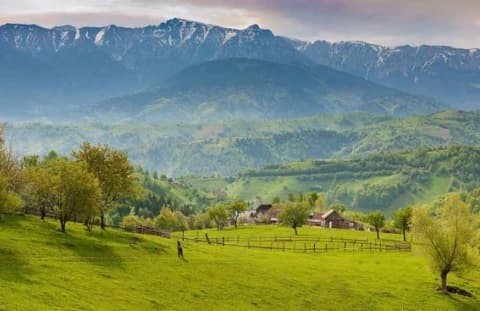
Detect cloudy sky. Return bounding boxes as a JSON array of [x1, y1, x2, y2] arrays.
[[0, 0, 479, 48]]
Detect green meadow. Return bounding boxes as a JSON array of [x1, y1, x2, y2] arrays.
[[1, 215, 479, 311]]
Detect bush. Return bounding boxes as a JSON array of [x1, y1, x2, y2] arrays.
[[122, 215, 139, 232]]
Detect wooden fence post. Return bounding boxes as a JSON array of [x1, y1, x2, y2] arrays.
[[325, 243, 328, 252], [205, 233, 211, 245], [222, 237, 225, 246], [314, 243, 316, 253]]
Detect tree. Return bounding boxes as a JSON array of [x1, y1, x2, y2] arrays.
[[306, 192, 318, 208], [73, 142, 135, 230], [155, 207, 177, 231], [279, 202, 311, 235], [0, 126, 22, 216], [393, 206, 412, 242], [23, 155, 39, 168], [207, 204, 228, 230], [23, 167, 58, 220], [330, 203, 346, 214], [0, 173, 22, 216], [367, 211, 385, 239], [122, 214, 139, 232], [52, 160, 101, 232], [314, 194, 327, 212], [227, 199, 247, 228], [412, 193, 480, 293]]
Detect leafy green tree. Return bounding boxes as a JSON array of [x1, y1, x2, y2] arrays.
[[44, 150, 59, 162], [122, 214, 139, 232], [306, 192, 318, 208], [393, 206, 412, 242], [0, 127, 22, 216], [466, 188, 480, 214], [367, 211, 385, 239], [330, 203, 346, 214], [23, 155, 39, 168], [279, 202, 311, 235], [207, 204, 229, 230], [23, 167, 58, 220], [272, 196, 281, 204], [227, 199, 247, 228], [73, 142, 135, 230], [52, 160, 101, 233], [0, 173, 22, 216], [155, 207, 177, 231], [412, 194, 480, 293]]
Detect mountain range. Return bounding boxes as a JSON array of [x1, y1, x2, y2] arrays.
[[2, 18, 480, 121]]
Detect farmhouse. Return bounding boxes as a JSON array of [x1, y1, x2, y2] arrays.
[[308, 209, 363, 229], [254, 204, 281, 224]]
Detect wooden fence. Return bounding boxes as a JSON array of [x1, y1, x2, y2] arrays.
[[20, 209, 171, 238], [175, 233, 411, 253]]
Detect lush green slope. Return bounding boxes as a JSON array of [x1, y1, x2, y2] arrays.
[[184, 145, 480, 213], [1, 215, 479, 310], [7, 110, 480, 176], [95, 58, 440, 123]]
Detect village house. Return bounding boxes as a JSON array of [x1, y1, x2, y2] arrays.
[[254, 204, 363, 229], [308, 209, 363, 230]]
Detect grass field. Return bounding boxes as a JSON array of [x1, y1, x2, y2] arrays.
[[1, 215, 479, 310]]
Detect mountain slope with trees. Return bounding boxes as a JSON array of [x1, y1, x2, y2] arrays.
[[95, 58, 441, 123]]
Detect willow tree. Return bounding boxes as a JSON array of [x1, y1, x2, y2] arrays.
[[73, 142, 135, 229], [412, 193, 479, 293]]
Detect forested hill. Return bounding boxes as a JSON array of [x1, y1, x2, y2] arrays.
[[184, 145, 480, 214], [95, 58, 440, 123], [7, 110, 480, 176]]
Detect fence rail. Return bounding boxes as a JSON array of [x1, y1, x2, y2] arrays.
[[19, 210, 171, 238], [174, 233, 411, 253]]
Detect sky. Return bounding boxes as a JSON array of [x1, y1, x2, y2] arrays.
[[0, 0, 479, 48]]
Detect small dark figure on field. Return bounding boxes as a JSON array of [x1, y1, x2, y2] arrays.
[[177, 241, 183, 258]]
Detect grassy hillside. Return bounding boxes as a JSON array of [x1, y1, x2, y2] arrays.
[[7, 110, 480, 176], [1, 215, 479, 310], [184, 145, 480, 213]]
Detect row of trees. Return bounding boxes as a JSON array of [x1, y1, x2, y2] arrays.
[[0, 130, 137, 233]]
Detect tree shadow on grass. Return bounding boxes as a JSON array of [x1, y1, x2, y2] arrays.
[[84, 228, 169, 255], [0, 248, 33, 284], [51, 231, 126, 269], [444, 292, 478, 311]]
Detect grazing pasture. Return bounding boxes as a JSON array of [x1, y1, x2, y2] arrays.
[[1, 215, 479, 310]]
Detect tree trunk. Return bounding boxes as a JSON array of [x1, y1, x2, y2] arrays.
[[60, 216, 66, 233], [376, 228, 380, 239], [234, 217, 238, 229], [441, 270, 448, 293], [40, 207, 46, 220], [100, 210, 106, 230], [402, 228, 406, 242], [294, 226, 298, 236]]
